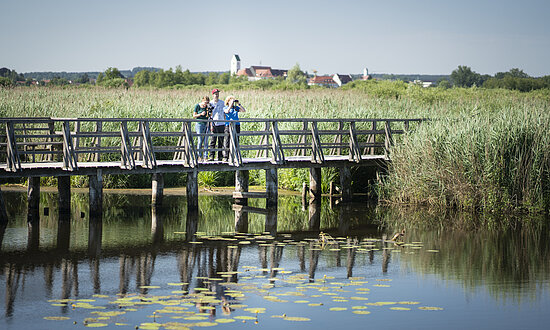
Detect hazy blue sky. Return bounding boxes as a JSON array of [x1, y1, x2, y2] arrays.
[[1, 0, 549, 76]]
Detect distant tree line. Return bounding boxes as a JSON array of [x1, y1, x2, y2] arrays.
[[450, 66, 550, 91], [3, 65, 548, 92], [133, 66, 244, 88], [0, 67, 25, 86]]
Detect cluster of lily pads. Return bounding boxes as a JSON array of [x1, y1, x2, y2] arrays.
[[44, 232, 443, 328]]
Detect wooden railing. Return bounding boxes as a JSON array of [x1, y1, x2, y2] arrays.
[[0, 117, 423, 173]]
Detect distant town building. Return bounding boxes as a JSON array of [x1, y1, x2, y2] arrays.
[[333, 74, 352, 87], [308, 73, 352, 88], [231, 54, 241, 75], [237, 65, 287, 81], [308, 75, 339, 88], [362, 67, 372, 80], [412, 80, 434, 88]]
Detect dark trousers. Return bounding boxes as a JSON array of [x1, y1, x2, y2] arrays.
[[209, 125, 225, 160], [223, 125, 241, 159]]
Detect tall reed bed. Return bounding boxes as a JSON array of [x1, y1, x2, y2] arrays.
[[381, 108, 550, 212]]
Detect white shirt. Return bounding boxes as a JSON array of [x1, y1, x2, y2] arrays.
[[210, 99, 225, 126]]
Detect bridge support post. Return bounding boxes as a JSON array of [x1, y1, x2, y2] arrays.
[[187, 171, 199, 212], [235, 170, 249, 232], [266, 168, 278, 208], [58, 176, 71, 215], [340, 167, 353, 203], [0, 186, 8, 225], [265, 205, 277, 235], [309, 167, 322, 202], [27, 177, 40, 222], [89, 171, 103, 219], [235, 170, 249, 205], [152, 173, 164, 207], [151, 205, 164, 244], [308, 198, 321, 231]]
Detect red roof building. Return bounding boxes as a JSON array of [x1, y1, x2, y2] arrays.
[[236, 65, 287, 80], [308, 75, 338, 88]]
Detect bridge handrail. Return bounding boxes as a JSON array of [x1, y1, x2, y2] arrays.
[[0, 117, 425, 172]]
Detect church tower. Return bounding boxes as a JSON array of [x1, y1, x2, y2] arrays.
[[231, 54, 241, 75]]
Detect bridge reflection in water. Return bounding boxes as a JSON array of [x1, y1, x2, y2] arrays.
[[0, 191, 388, 318]]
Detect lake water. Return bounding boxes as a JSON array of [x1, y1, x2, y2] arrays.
[[0, 189, 549, 329]]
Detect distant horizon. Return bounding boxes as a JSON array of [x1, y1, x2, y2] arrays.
[[18, 67, 454, 77]]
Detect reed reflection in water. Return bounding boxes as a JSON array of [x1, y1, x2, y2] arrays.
[[0, 189, 549, 329]]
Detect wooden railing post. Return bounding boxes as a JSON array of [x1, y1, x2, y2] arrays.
[[139, 121, 157, 169], [228, 122, 242, 166], [310, 121, 325, 163], [348, 121, 361, 163], [62, 120, 78, 171], [174, 121, 198, 168], [120, 121, 135, 169], [331, 120, 344, 155], [270, 121, 285, 164], [6, 121, 21, 172], [384, 121, 394, 159]]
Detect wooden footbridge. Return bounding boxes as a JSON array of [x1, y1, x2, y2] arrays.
[[0, 117, 422, 222]]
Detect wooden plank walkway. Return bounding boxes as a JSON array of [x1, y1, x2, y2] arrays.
[[0, 117, 423, 178]]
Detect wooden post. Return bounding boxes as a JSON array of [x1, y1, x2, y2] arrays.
[[187, 170, 199, 212], [234, 207, 248, 233], [338, 204, 352, 236], [0, 186, 8, 225], [301, 182, 308, 210], [151, 206, 164, 244], [89, 170, 103, 219], [265, 206, 277, 235], [308, 199, 321, 231], [152, 173, 164, 206], [186, 209, 199, 241], [56, 215, 71, 252], [88, 218, 102, 256], [235, 170, 249, 205], [58, 176, 71, 215], [340, 167, 352, 203], [266, 168, 278, 208], [27, 176, 40, 222], [309, 167, 321, 202]]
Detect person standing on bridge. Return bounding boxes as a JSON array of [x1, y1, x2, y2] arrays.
[[222, 95, 246, 162], [192, 96, 210, 161], [208, 88, 226, 161]]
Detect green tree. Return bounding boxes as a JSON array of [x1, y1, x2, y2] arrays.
[[450, 65, 483, 87], [286, 63, 307, 85], [205, 72, 218, 85], [218, 72, 230, 84], [77, 73, 89, 84], [104, 67, 124, 80], [133, 70, 151, 87], [49, 76, 69, 86], [437, 79, 450, 89], [494, 68, 530, 79], [0, 76, 12, 87]]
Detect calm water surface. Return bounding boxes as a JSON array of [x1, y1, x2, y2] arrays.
[[0, 189, 549, 329]]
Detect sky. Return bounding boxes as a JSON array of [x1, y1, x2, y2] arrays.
[[1, 0, 549, 76]]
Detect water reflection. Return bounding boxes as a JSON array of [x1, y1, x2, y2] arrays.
[[0, 189, 549, 325]]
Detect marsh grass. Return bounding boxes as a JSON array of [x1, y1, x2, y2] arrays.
[[1, 85, 549, 211]]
